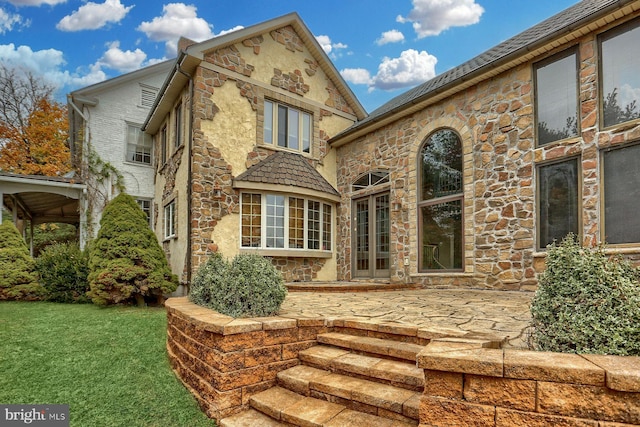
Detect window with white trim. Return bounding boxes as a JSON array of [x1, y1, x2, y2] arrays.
[[263, 100, 311, 153], [136, 198, 153, 228], [241, 193, 332, 251], [174, 103, 183, 148], [126, 125, 152, 165], [164, 200, 176, 239]]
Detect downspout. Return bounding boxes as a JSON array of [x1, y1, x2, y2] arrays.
[[175, 60, 194, 293]]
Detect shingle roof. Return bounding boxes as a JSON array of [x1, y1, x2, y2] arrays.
[[234, 150, 339, 196], [335, 0, 630, 138]]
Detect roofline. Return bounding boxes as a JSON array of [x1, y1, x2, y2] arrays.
[[330, 0, 640, 147]]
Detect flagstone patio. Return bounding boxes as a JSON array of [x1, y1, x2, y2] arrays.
[[280, 285, 534, 348]]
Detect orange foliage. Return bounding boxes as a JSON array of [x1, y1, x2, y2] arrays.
[[0, 98, 71, 176]]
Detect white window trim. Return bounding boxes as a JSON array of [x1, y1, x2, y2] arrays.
[[135, 198, 153, 229], [125, 123, 153, 166], [164, 200, 176, 240]]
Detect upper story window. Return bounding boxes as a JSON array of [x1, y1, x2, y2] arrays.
[[263, 100, 311, 153], [126, 125, 152, 165], [534, 49, 579, 145], [160, 125, 167, 165], [600, 19, 640, 128], [418, 129, 463, 271], [174, 103, 183, 148], [603, 142, 640, 244]]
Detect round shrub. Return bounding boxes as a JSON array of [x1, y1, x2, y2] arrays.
[[88, 193, 178, 306], [36, 242, 89, 303], [530, 234, 640, 356], [190, 253, 287, 318], [0, 221, 44, 300]]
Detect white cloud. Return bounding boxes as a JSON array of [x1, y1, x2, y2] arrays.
[[56, 0, 133, 31], [376, 29, 405, 46], [0, 7, 27, 33], [371, 49, 437, 90], [98, 41, 146, 72], [618, 83, 640, 111], [341, 68, 372, 85], [397, 0, 484, 38], [0, 43, 106, 96], [137, 3, 214, 56], [5, 0, 66, 6], [315, 34, 348, 56]]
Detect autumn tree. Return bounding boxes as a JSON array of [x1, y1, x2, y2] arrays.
[[0, 65, 71, 176]]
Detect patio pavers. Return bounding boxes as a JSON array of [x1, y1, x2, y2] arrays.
[[279, 287, 534, 348]]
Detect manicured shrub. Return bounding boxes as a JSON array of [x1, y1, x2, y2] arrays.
[[36, 242, 89, 303], [190, 252, 287, 317], [0, 221, 45, 300], [87, 193, 178, 306], [530, 234, 640, 356]]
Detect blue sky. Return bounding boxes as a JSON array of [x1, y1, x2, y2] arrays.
[[1, 0, 579, 112]]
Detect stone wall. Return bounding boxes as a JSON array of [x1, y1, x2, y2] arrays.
[[335, 31, 640, 290]]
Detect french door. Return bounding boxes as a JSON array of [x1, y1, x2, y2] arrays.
[[353, 193, 390, 278]]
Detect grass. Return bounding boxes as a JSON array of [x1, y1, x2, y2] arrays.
[[0, 302, 216, 427]]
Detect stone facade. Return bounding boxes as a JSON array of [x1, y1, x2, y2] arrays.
[[334, 13, 640, 290]]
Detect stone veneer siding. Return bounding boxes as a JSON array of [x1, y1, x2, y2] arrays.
[[336, 32, 640, 290], [166, 298, 640, 425]]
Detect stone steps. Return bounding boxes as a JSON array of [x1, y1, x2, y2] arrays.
[[317, 332, 425, 362]]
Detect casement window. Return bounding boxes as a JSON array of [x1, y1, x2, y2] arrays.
[[160, 125, 167, 165], [534, 49, 579, 145], [164, 200, 176, 239], [537, 159, 579, 249], [263, 100, 311, 153], [174, 103, 183, 148], [418, 129, 463, 271], [241, 193, 332, 251], [136, 198, 153, 228], [603, 143, 640, 244], [126, 125, 152, 165], [600, 19, 640, 128]]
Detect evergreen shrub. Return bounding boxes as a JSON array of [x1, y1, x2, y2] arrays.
[[530, 234, 640, 356], [36, 242, 89, 303], [0, 221, 44, 300], [190, 252, 287, 317], [87, 193, 178, 306]]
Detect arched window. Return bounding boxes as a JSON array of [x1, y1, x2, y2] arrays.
[[419, 129, 463, 271], [351, 171, 389, 192]]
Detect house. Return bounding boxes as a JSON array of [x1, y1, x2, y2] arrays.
[[68, 60, 173, 244], [142, 13, 365, 289], [329, 0, 640, 290]]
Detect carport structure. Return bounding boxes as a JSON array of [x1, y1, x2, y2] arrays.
[[0, 172, 86, 254]]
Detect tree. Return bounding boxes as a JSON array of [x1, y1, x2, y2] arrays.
[[0, 65, 71, 176], [87, 193, 178, 306], [0, 221, 44, 300]]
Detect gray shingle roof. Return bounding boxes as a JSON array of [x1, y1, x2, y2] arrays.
[[234, 150, 339, 196], [337, 0, 629, 137]]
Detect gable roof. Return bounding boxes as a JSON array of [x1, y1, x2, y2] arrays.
[[144, 12, 366, 133], [330, 0, 640, 146], [234, 151, 339, 198]]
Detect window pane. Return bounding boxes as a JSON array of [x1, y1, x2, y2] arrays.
[[538, 160, 579, 248], [264, 101, 273, 144], [164, 202, 175, 238], [355, 199, 369, 271], [601, 21, 640, 127], [604, 144, 640, 243], [375, 194, 390, 271], [307, 201, 320, 250], [136, 199, 152, 226], [536, 51, 578, 145], [288, 109, 299, 150], [302, 113, 311, 153], [421, 130, 463, 200], [289, 197, 304, 249], [241, 193, 261, 247], [277, 105, 287, 147], [266, 195, 285, 248], [420, 200, 462, 270], [322, 204, 331, 251]]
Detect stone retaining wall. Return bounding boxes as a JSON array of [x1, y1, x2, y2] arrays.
[[166, 298, 640, 425]]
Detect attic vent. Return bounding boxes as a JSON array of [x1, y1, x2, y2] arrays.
[[140, 87, 157, 108]]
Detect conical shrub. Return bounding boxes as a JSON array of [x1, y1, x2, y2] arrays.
[[0, 221, 44, 300]]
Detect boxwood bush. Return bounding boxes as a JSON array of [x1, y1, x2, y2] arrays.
[[0, 221, 44, 300], [530, 234, 640, 356], [36, 242, 89, 303], [190, 252, 287, 317]]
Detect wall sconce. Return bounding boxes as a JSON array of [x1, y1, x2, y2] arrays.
[[213, 184, 222, 199]]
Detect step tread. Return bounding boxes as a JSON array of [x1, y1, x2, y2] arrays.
[[317, 332, 425, 361], [219, 408, 288, 427], [277, 365, 420, 419], [299, 346, 424, 389]]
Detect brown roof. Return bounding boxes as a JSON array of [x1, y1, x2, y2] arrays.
[[234, 151, 339, 197]]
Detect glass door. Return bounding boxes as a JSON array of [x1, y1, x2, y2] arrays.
[[353, 193, 390, 278]]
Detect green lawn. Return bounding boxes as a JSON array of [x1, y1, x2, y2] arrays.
[[0, 302, 215, 427]]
